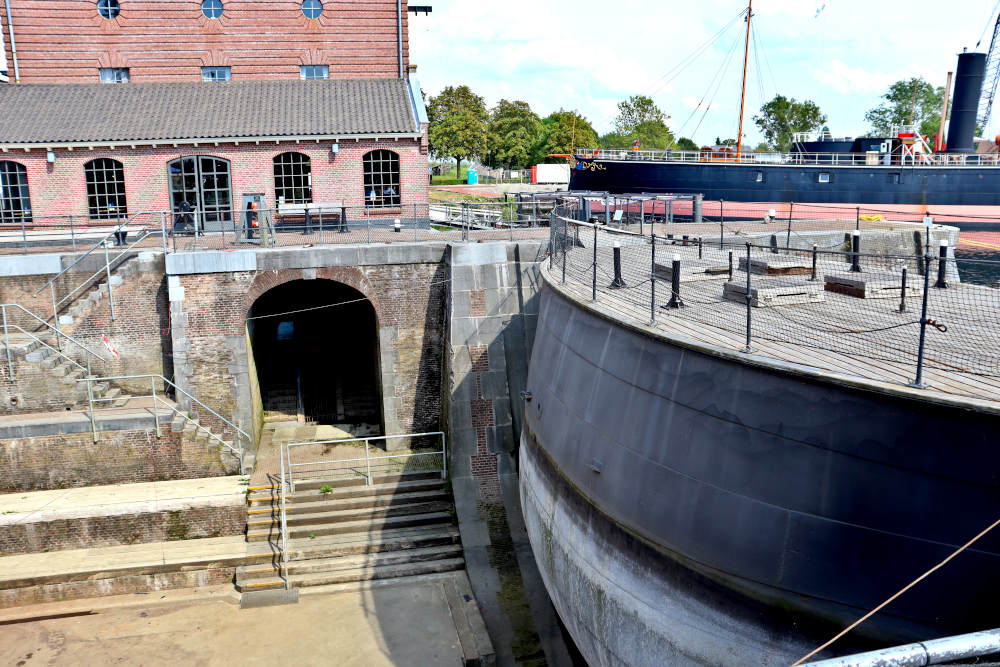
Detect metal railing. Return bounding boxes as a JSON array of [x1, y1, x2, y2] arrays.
[[0, 302, 109, 378], [78, 373, 248, 471], [284, 431, 446, 491], [279, 443, 291, 591], [574, 147, 1000, 167]]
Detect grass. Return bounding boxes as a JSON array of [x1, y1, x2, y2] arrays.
[[319, 484, 333, 494]]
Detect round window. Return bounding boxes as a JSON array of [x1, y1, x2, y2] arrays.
[[302, 0, 322, 18], [97, 0, 120, 19], [201, 0, 223, 19]]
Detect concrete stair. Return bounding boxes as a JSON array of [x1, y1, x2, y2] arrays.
[[238, 471, 461, 592], [170, 413, 241, 470], [14, 336, 131, 409], [60, 254, 142, 326]]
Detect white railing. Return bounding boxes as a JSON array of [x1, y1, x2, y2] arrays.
[[0, 303, 110, 378], [575, 148, 1000, 167], [285, 431, 446, 490]]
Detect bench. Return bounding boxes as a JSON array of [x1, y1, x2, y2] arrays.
[[275, 202, 345, 234]]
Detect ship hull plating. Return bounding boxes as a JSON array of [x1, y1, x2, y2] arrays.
[[570, 158, 1000, 214], [521, 280, 1000, 665]]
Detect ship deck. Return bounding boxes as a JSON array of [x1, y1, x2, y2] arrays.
[[550, 223, 1000, 407]]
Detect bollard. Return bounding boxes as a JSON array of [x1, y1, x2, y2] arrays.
[[698, 237, 703, 259], [662, 254, 684, 309], [693, 193, 703, 223], [899, 267, 909, 313], [850, 230, 862, 272], [769, 234, 778, 254], [650, 233, 657, 324], [728, 250, 733, 281], [682, 235, 689, 246], [743, 242, 752, 353], [934, 240, 949, 288], [809, 244, 818, 281], [609, 242, 627, 288], [394, 218, 401, 233]]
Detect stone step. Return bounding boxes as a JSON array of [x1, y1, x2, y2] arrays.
[[235, 544, 464, 583], [247, 477, 446, 507], [246, 511, 452, 542], [247, 489, 451, 516], [271, 524, 462, 561], [235, 557, 466, 592], [293, 470, 443, 492], [246, 500, 452, 531]]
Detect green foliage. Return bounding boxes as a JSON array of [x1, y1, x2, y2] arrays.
[[537, 110, 599, 160], [753, 142, 772, 152], [320, 484, 333, 494], [427, 86, 489, 178], [753, 95, 827, 152], [487, 99, 542, 169], [602, 96, 675, 150], [864, 78, 944, 139], [676, 137, 699, 151]]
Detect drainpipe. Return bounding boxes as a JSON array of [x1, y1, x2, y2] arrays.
[[3, 0, 18, 82], [396, 0, 403, 78]]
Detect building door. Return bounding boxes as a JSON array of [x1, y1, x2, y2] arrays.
[[168, 156, 233, 232]]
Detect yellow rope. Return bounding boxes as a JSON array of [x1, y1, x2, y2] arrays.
[[792, 515, 1000, 666], [958, 237, 1000, 251]]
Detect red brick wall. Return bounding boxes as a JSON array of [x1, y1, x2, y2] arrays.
[[1, 0, 409, 83], [6, 139, 428, 220]]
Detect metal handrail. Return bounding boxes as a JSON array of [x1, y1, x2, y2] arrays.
[[279, 445, 291, 590], [575, 147, 1000, 167], [0, 302, 109, 377], [79, 373, 248, 470], [51, 229, 154, 311], [34, 212, 147, 297], [285, 431, 446, 490]]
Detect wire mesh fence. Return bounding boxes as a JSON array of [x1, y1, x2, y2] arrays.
[[549, 210, 1000, 403]]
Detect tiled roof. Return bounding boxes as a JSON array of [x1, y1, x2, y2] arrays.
[[0, 78, 418, 144]]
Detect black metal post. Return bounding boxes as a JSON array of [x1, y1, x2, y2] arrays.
[[720, 199, 725, 250], [850, 231, 862, 272], [610, 242, 627, 288], [934, 240, 949, 288], [810, 244, 818, 281], [785, 202, 793, 251], [855, 206, 861, 231], [650, 233, 657, 324], [664, 254, 683, 309], [561, 235, 567, 284], [743, 242, 753, 353], [911, 253, 932, 388], [592, 223, 598, 301], [728, 250, 733, 281], [340, 205, 348, 233], [682, 235, 689, 246], [698, 237, 703, 259], [898, 267, 909, 313]]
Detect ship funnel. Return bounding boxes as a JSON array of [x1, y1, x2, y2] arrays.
[[944, 51, 987, 153]]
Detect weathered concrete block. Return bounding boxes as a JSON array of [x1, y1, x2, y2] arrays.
[[723, 279, 824, 308], [738, 256, 813, 276], [824, 271, 920, 299]]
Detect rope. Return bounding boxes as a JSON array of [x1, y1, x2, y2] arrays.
[[792, 516, 1000, 665]]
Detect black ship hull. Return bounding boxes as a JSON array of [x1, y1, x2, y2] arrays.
[[520, 275, 1000, 665], [569, 158, 1000, 218]]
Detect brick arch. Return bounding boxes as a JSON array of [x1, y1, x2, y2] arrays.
[[243, 268, 382, 326]]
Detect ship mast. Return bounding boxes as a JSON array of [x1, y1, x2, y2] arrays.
[[736, 0, 752, 160]]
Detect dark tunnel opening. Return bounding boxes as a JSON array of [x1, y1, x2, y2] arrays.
[[247, 279, 382, 434]]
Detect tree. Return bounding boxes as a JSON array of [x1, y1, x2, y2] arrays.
[[537, 110, 599, 160], [753, 95, 827, 152], [607, 95, 675, 150], [864, 78, 944, 139], [676, 137, 699, 151], [487, 100, 541, 170], [427, 86, 488, 178]]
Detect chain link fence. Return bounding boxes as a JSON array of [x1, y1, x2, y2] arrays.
[[549, 209, 1000, 403]]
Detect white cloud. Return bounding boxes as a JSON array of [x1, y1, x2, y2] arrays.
[[813, 60, 895, 95]]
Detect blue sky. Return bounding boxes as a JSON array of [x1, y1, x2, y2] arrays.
[[410, 0, 1000, 147]]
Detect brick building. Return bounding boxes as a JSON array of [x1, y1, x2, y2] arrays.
[[0, 0, 428, 225]]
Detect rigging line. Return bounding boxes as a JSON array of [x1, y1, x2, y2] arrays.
[[678, 33, 743, 137], [691, 33, 743, 141], [976, 0, 1000, 49], [792, 514, 1000, 666]]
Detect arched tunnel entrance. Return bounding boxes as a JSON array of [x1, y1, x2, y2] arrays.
[[247, 279, 383, 435]]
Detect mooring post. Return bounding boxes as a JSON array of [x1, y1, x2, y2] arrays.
[[592, 223, 598, 301], [665, 254, 683, 309], [911, 253, 932, 388], [604, 197, 611, 227], [855, 206, 861, 231], [610, 241, 627, 288], [850, 230, 862, 272], [728, 249, 733, 281], [698, 237, 703, 259], [810, 244, 818, 281], [650, 233, 657, 324], [935, 240, 949, 288], [899, 267, 909, 313], [682, 235, 689, 247], [743, 242, 753, 353], [785, 201, 794, 251], [693, 193, 703, 224]]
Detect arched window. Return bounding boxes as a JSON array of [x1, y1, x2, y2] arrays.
[[301, 0, 322, 18], [201, 0, 223, 18], [167, 156, 232, 229], [273, 152, 312, 204], [362, 150, 400, 208], [0, 161, 31, 224], [84, 158, 127, 219], [97, 0, 120, 19]]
